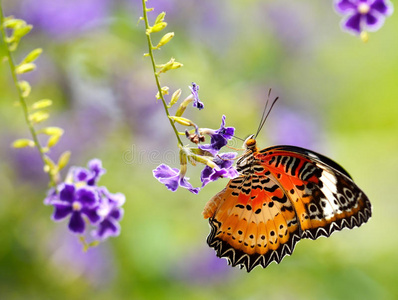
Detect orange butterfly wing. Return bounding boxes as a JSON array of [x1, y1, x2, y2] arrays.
[[203, 146, 371, 272]]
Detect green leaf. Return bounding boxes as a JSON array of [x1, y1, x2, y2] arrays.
[[22, 48, 43, 64], [12, 138, 35, 148], [15, 63, 36, 74], [18, 80, 31, 98], [57, 151, 71, 171], [31, 99, 52, 110]]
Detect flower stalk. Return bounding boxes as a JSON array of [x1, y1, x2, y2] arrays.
[[141, 0, 183, 146], [0, 4, 57, 186]]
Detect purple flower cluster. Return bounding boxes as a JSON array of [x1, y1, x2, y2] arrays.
[[334, 0, 393, 34], [45, 159, 125, 240], [153, 82, 239, 194]]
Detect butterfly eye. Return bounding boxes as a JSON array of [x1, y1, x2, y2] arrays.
[[246, 138, 256, 147]]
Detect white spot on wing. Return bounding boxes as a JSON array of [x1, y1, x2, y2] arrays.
[[317, 166, 342, 216]]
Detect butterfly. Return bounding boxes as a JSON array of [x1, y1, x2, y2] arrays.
[[202, 97, 372, 272]]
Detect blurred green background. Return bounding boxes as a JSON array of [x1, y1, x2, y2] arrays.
[[0, 0, 397, 299]]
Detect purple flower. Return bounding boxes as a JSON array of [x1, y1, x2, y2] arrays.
[[92, 188, 125, 240], [334, 0, 394, 34], [189, 82, 204, 110], [73, 158, 106, 186], [44, 159, 125, 241], [51, 184, 101, 233], [153, 164, 200, 194], [201, 152, 239, 187], [199, 115, 235, 155]]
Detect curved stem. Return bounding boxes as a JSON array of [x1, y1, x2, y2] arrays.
[[141, 0, 183, 146], [0, 4, 56, 186]]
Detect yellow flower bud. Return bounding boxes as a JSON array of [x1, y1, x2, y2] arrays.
[[154, 12, 166, 24], [168, 88, 182, 107], [169, 116, 193, 126], [147, 22, 167, 34], [12, 138, 35, 148], [155, 32, 174, 48]]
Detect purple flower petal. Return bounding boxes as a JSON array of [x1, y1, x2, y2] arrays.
[[73, 167, 90, 182], [201, 166, 214, 181], [109, 207, 124, 220], [221, 127, 235, 140], [210, 134, 229, 151], [159, 174, 180, 192], [200, 152, 239, 187], [335, 0, 358, 14], [153, 164, 180, 192], [225, 167, 240, 179], [343, 13, 362, 33], [75, 187, 98, 206], [214, 152, 237, 169], [88, 158, 106, 176], [94, 218, 120, 240], [365, 12, 385, 31], [209, 168, 228, 180], [214, 115, 235, 141], [153, 164, 179, 179], [371, 0, 393, 15], [199, 115, 235, 154], [153, 164, 200, 193], [198, 144, 219, 156], [69, 212, 86, 233], [52, 202, 72, 221], [82, 207, 101, 224], [179, 177, 200, 194], [99, 187, 126, 206], [59, 184, 75, 203], [85, 158, 106, 185]]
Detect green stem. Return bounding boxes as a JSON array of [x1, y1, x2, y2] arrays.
[[0, 4, 56, 186], [141, 0, 183, 146]]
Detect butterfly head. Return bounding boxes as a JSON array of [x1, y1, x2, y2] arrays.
[[244, 135, 258, 152]]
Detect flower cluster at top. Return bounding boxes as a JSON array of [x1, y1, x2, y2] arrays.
[[45, 159, 125, 241], [153, 83, 240, 194], [334, 0, 393, 36]]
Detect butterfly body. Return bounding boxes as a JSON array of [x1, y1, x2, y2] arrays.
[[203, 137, 371, 272]]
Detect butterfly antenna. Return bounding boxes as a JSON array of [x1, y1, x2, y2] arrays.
[[255, 89, 271, 138], [233, 135, 245, 142], [255, 92, 279, 138]]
